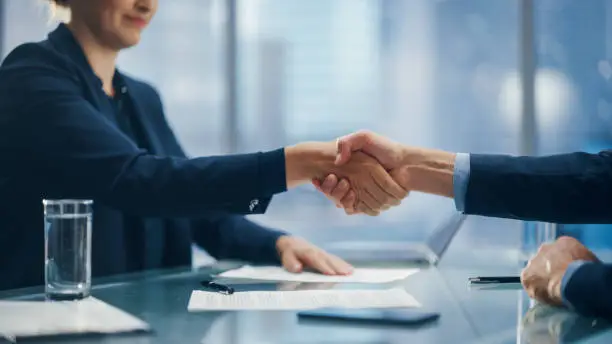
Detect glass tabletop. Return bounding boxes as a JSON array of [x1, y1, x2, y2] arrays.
[[1, 217, 611, 343], [2, 266, 610, 343]]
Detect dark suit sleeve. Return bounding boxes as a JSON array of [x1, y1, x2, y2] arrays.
[[0, 47, 286, 217], [564, 263, 612, 318], [191, 214, 285, 265], [464, 151, 612, 223]]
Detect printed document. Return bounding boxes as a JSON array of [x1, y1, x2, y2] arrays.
[[217, 266, 419, 284], [188, 288, 420, 311], [0, 297, 150, 340]]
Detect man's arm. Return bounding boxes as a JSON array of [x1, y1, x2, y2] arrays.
[[520, 237, 611, 317], [562, 262, 612, 318], [332, 131, 612, 223], [396, 148, 612, 224], [462, 152, 612, 223], [325, 131, 612, 314]]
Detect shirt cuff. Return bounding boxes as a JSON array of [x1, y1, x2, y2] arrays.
[[453, 153, 471, 212], [561, 260, 590, 309]]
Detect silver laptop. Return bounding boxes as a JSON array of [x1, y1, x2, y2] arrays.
[[324, 213, 467, 266]]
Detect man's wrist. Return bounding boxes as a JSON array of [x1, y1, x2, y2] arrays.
[[400, 147, 457, 198]]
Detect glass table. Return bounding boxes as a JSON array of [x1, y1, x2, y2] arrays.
[[1, 216, 610, 343]]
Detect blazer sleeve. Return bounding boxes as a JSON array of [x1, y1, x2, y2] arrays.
[[191, 214, 285, 265], [0, 47, 287, 217], [563, 262, 612, 318], [464, 151, 612, 223]]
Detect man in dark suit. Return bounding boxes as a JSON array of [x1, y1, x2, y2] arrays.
[[315, 130, 612, 318]]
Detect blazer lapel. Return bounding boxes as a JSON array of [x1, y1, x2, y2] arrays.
[[119, 76, 165, 155], [118, 75, 167, 269]]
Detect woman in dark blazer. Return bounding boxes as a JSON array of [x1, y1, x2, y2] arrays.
[[0, 0, 408, 290]]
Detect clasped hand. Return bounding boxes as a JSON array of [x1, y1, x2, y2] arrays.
[[311, 131, 411, 215], [320, 150, 408, 216], [286, 139, 409, 215]]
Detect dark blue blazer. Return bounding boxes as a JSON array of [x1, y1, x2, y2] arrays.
[[465, 152, 612, 317], [0, 24, 288, 290]]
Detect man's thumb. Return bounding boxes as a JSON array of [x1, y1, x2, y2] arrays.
[[334, 132, 370, 165]]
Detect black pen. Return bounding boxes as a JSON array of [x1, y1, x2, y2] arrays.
[[200, 280, 235, 295], [469, 276, 521, 284]]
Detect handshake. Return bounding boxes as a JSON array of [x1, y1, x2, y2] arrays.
[[285, 131, 457, 215]]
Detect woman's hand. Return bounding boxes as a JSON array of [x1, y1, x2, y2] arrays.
[[312, 175, 358, 214], [276, 236, 353, 275]]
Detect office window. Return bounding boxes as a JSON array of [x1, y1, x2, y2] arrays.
[[2, 0, 53, 55], [117, 0, 226, 156], [2, 0, 227, 157], [534, 0, 612, 251], [237, 0, 521, 249]]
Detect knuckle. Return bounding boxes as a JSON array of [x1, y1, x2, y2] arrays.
[[537, 243, 550, 253], [520, 269, 528, 283], [338, 179, 349, 189], [556, 236, 578, 246], [356, 129, 372, 138], [526, 289, 535, 299]]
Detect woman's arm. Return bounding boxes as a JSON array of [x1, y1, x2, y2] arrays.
[[0, 50, 405, 217]]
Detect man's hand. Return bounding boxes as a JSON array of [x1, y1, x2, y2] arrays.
[[335, 130, 407, 169], [521, 236, 599, 306], [315, 131, 456, 214], [313, 131, 410, 214], [286, 141, 408, 215], [328, 150, 408, 215], [276, 235, 353, 275]]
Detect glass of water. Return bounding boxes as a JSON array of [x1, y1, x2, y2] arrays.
[[43, 199, 93, 301]]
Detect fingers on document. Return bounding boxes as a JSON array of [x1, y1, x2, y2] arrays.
[[281, 251, 303, 273], [300, 250, 336, 275], [327, 254, 354, 275]]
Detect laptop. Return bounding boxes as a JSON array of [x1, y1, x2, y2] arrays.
[[323, 212, 467, 266]]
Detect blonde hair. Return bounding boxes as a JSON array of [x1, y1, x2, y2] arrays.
[[47, 0, 71, 23]]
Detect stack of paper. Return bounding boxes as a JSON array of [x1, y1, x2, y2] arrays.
[[188, 288, 420, 311], [0, 297, 150, 340], [217, 266, 419, 283]]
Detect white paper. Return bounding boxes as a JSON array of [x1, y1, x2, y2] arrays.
[[188, 288, 420, 311], [0, 297, 150, 340], [217, 266, 419, 284]]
